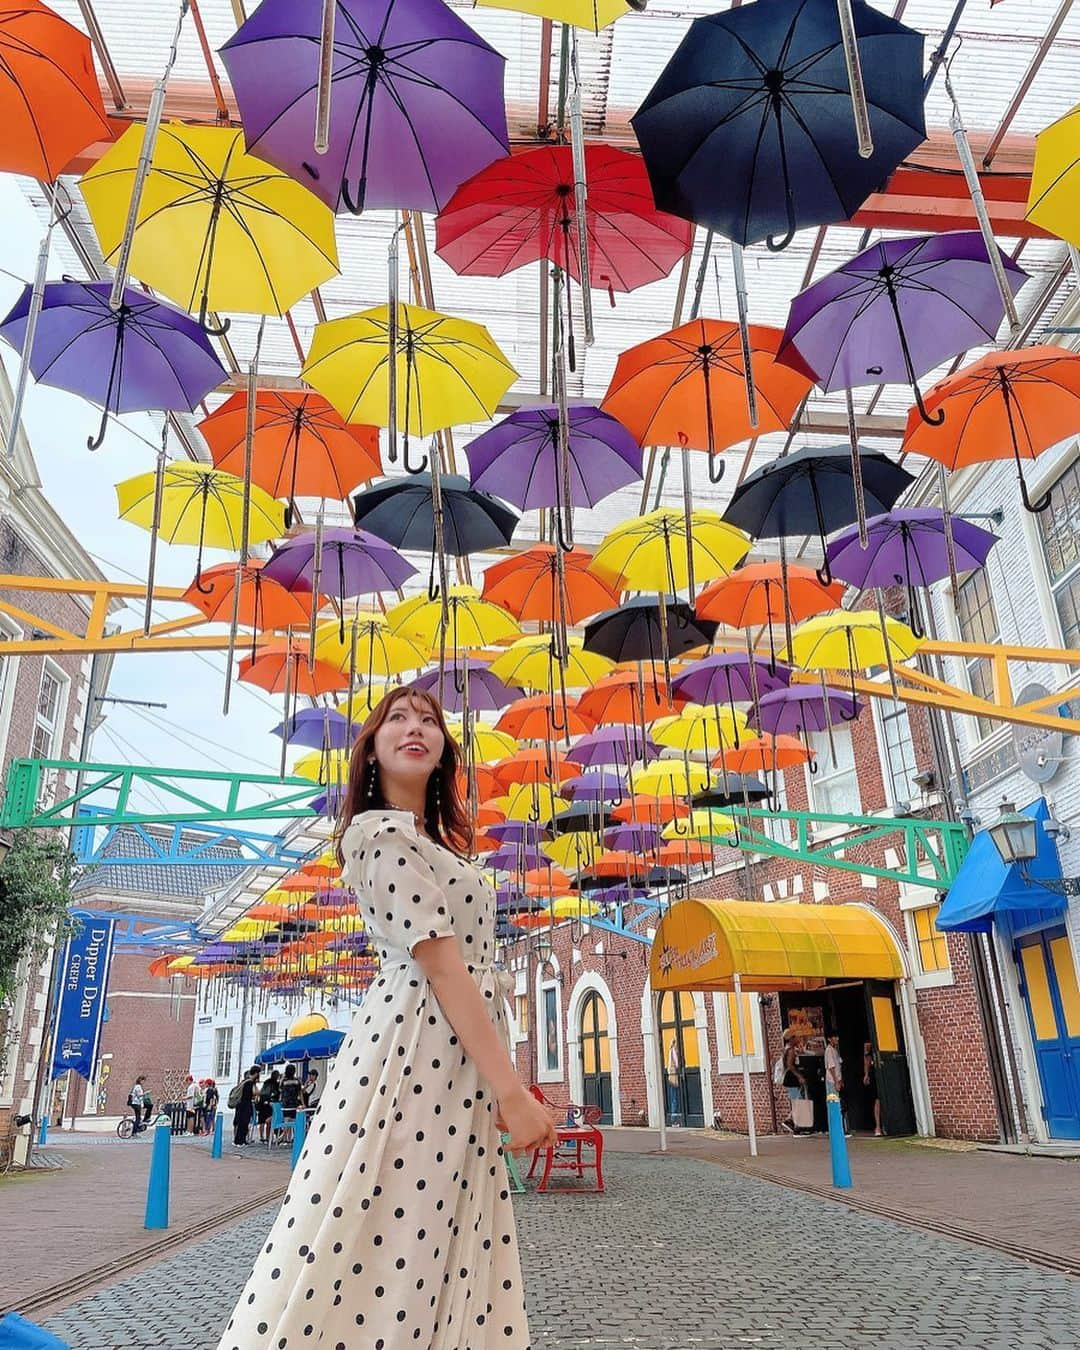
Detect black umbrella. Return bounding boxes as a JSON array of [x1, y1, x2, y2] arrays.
[[631, 0, 926, 250], [550, 803, 616, 836], [693, 775, 771, 811], [722, 446, 913, 585], [583, 596, 717, 685]]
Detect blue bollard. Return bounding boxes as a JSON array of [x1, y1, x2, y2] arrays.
[[290, 1109, 307, 1170], [144, 1121, 171, 1229], [211, 1113, 223, 1159], [38, 1115, 48, 1146], [826, 1092, 852, 1189]]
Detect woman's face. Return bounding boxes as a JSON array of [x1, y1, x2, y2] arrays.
[[372, 695, 445, 790]]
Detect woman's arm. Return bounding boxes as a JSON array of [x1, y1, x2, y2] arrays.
[[414, 934, 557, 1152]]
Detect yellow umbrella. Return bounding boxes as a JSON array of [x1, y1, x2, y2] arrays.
[[661, 807, 736, 841], [314, 614, 426, 679], [546, 895, 601, 919], [785, 611, 921, 670], [632, 760, 711, 798], [488, 634, 613, 692], [81, 124, 338, 324], [503, 783, 568, 823], [166, 954, 196, 972], [390, 586, 520, 654], [292, 748, 350, 784], [116, 461, 284, 581], [1026, 105, 1080, 248], [590, 507, 750, 591], [543, 831, 605, 873], [302, 301, 517, 434], [476, 1, 630, 34], [651, 707, 750, 755], [445, 719, 518, 764], [335, 683, 403, 720]]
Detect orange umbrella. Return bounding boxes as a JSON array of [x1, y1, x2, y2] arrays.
[[147, 954, 178, 978], [658, 840, 713, 869], [508, 909, 551, 930], [297, 901, 360, 921], [456, 764, 499, 804], [182, 559, 320, 657], [0, 0, 111, 181], [584, 848, 644, 879], [611, 793, 691, 825], [577, 669, 679, 726], [601, 319, 813, 481], [476, 797, 508, 828], [481, 544, 619, 625], [902, 347, 1080, 514], [696, 562, 845, 672], [719, 734, 811, 775], [523, 865, 572, 893], [245, 902, 294, 921], [496, 694, 594, 741], [491, 748, 576, 792], [238, 640, 349, 696], [199, 390, 381, 517]]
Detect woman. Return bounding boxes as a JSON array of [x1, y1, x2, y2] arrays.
[[203, 1079, 219, 1136], [232, 1066, 261, 1147], [218, 687, 556, 1349], [779, 1028, 808, 1134], [863, 1041, 883, 1136], [257, 1069, 281, 1145], [279, 1064, 301, 1125]]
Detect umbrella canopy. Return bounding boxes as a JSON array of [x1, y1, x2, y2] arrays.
[[436, 143, 692, 293], [694, 774, 771, 809], [271, 707, 357, 750], [412, 659, 522, 713], [263, 527, 415, 614], [493, 748, 574, 791], [239, 640, 349, 696], [465, 403, 641, 512], [560, 770, 627, 804], [631, 0, 926, 248], [316, 613, 426, 681], [181, 560, 317, 632], [591, 507, 750, 593], [601, 319, 813, 470], [220, 0, 509, 215], [496, 695, 594, 741], [1026, 105, 1080, 249], [753, 685, 861, 736], [116, 463, 284, 580], [577, 669, 679, 725], [453, 723, 520, 767], [720, 734, 812, 775], [786, 611, 921, 674], [475, 1, 630, 35], [199, 390, 381, 509], [583, 596, 717, 666], [488, 634, 613, 693], [303, 302, 517, 445], [0, 0, 110, 181], [390, 586, 519, 652], [778, 232, 1028, 413], [696, 563, 844, 628], [354, 473, 518, 556], [671, 653, 790, 708], [722, 445, 914, 584], [901, 347, 1080, 514], [568, 724, 659, 769], [0, 280, 227, 449], [652, 706, 749, 754], [81, 124, 339, 324], [481, 545, 619, 626]]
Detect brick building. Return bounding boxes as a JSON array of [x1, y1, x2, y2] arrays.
[[0, 368, 110, 1162], [501, 640, 1007, 1143]]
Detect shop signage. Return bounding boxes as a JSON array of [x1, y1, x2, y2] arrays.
[[51, 913, 115, 1081]]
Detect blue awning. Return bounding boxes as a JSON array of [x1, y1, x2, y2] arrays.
[[936, 798, 1067, 934], [255, 1028, 345, 1065]]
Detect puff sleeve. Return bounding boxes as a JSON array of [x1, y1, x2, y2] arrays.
[[340, 811, 456, 957]]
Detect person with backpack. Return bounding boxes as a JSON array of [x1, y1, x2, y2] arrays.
[[257, 1069, 281, 1144], [231, 1065, 261, 1147], [202, 1079, 219, 1135], [278, 1064, 301, 1123]]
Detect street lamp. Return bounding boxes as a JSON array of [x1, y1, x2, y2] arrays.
[[534, 930, 554, 971], [987, 801, 1080, 897]]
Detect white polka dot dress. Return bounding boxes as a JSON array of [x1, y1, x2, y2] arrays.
[[218, 811, 531, 1350]]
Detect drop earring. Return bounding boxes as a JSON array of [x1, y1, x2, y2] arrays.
[[366, 759, 377, 801]]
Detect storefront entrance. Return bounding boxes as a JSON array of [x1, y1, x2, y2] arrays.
[[658, 990, 703, 1127], [579, 990, 613, 1125], [1015, 927, 1080, 1140], [780, 980, 916, 1136]]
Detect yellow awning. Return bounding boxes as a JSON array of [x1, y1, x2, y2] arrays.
[[649, 899, 904, 993]]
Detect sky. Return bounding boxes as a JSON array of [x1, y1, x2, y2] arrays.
[[0, 177, 299, 824]]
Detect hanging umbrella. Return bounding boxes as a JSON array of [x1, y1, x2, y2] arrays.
[[543, 829, 605, 872], [239, 640, 349, 696], [487, 820, 551, 847], [671, 653, 790, 710], [390, 586, 520, 654], [720, 734, 812, 776], [199, 390, 381, 519], [825, 509, 999, 637], [577, 670, 678, 726], [611, 792, 690, 825], [754, 686, 861, 736], [601, 320, 813, 483], [695, 563, 844, 674], [631, 0, 926, 249], [777, 231, 1028, 419], [785, 610, 922, 705], [304, 303, 517, 468], [116, 462, 284, 585], [486, 844, 547, 876], [693, 774, 770, 810], [0, 0, 110, 180], [604, 821, 661, 853], [902, 347, 1080, 515], [0, 280, 227, 449], [81, 124, 338, 330], [493, 748, 574, 791], [482, 545, 619, 626], [317, 613, 425, 683], [292, 748, 349, 784], [475, 1, 631, 34], [465, 403, 642, 517], [496, 695, 594, 741], [454, 723, 520, 768], [590, 508, 750, 593], [651, 707, 749, 756], [632, 760, 711, 799], [181, 560, 317, 639], [354, 472, 518, 557], [722, 446, 914, 586], [412, 659, 522, 713], [582, 596, 717, 672], [560, 771, 627, 804], [488, 634, 613, 694], [271, 707, 357, 750], [1026, 105, 1080, 249], [436, 143, 691, 298], [567, 724, 659, 769], [220, 0, 508, 215]]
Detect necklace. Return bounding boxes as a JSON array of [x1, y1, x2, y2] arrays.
[[384, 799, 427, 836]]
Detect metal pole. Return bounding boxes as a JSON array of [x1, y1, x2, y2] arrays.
[[836, 0, 874, 158], [314, 0, 336, 154], [4, 183, 61, 458], [654, 989, 668, 1154], [732, 973, 758, 1157], [568, 29, 594, 348]]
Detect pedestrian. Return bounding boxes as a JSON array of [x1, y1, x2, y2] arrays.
[[257, 1069, 280, 1144], [182, 1075, 198, 1135], [825, 1033, 850, 1136], [203, 1079, 219, 1135], [128, 1075, 147, 1133], [301, 1067, 321, 1112], [232, 1065, 261, 1147], [863, 1041, 883, 1136], [217, 686, 555, 1350], [278, 1063, 301, 1126], [779, 1028, 808, 1134], [665, 1037, 682, 1126]]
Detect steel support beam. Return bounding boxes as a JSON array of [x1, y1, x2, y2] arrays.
[[72, 807, 313, 868]]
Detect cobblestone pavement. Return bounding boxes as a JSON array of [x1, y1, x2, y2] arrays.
[[42, 1150, 1080, 1350]]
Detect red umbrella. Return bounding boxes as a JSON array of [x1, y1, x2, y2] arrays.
[[435, 144, 693, 299]]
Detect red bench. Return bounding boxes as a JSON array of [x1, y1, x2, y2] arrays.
[[526, 1084, 605, 1193]]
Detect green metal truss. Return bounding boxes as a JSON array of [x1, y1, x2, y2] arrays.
[[2, 759, 967, 894]]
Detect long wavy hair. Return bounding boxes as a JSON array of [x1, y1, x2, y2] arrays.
[[334, 686, 471, 863]]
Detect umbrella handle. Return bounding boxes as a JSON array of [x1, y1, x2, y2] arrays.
[[910, 381, 945, 427], [403, 439, 429, 475], [198, 295, 231, 337], [341, 177, 366, 216], [907, 587, 926, 641], [706, 447, 725, 484], [807, 754, 817, 776], [87, 404, 110, 452], [815, 557, 835, 588], [194, 568, 215, 596], [1018, 473, 1052, 515]]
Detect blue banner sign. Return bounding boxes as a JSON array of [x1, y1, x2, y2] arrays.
[[51, 913, 115, 1081]]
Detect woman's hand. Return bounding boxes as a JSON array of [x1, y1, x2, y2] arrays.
[[496, 1086, 559, 1153]]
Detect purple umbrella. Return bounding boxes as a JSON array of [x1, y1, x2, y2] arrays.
[[220, 0, 509, 215], [413, 659, 522, 713], [778, 231, 1028, 420], [484, 844, 545, 874], [568, 724, 659, 769], [309, 785, 347, 816], [672, 652, 791, 743], [465, 404, 642, 527], [825, 508, 998, 637], [589, 884, 649, 907], [562, 770, 626, 803], [0, 280, 226, 450], [272, 707, 358, 749], [604, 822, 661, 853], [485, 820, 551, 847], [753, 685, 861, 736]]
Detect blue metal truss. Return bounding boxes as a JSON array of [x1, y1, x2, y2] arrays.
[[77, 909, 216, 951], [72, 806, 312, 869]]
